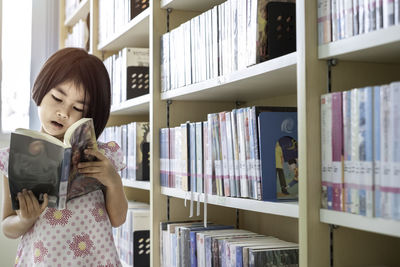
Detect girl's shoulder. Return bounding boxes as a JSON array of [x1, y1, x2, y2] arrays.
[[97, 141, 125, 171], [0, 147, 10, 177]]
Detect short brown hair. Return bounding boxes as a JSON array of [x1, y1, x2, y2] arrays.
[[32, 48, 111, 138]]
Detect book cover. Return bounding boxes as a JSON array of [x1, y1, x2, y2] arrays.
[[258, 111, 298, 201], [8, 118, 102, 210], [135, 122, 150, 181], [248, 247, 299, 267]]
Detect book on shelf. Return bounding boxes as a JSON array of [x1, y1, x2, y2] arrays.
[[321, 81, 400, 220], [258, 110, 298, 201], [8, 118, 102, 210]]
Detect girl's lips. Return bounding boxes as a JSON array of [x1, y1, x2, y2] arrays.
[[51, 121, 63, 129]]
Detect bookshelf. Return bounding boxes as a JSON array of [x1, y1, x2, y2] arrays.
[[64, 0, 89, 27], [58, 0, 400, 266]]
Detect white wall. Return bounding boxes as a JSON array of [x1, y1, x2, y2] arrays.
[[0, 0, 59, 264], [0, 135, 19, 266]]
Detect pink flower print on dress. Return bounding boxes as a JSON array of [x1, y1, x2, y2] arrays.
[[68, 233, 95, 258], [14, 248, 22, 266], [106, 141, 120, 152], [33, 241, 48, 263], [44, 208, 72, 226], [98, 260, 115, 267], [90, 202, 107, 222]]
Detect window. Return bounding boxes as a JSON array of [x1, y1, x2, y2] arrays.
[[1, 0, 32, 132]]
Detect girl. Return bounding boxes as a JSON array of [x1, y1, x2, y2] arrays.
[[0, 48, 128, 266]]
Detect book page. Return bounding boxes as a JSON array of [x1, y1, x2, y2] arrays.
[[65, 118, 103, 201]]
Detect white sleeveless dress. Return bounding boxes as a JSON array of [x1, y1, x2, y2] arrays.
[[0, 141, 125, 267]]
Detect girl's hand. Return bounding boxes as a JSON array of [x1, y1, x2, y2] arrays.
[[77, 149, 121, 188], [16, 189, 48, 226]]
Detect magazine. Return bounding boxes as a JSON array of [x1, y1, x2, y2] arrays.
[[8, 118, 103, 210]]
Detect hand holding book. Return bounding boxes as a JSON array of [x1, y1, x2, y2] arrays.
[[77, 148, 122, 188]]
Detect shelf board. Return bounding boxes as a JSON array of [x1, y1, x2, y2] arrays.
[[160, 0, 225, 11], [161, 52, 297, 102], [122, 179, 150, 190], [161, 187, 299, 218], [98, 9, 150, 51], [110, 94, 150, 115], [320, 209, 400, 238], [318, 25, 400, 63], [64, 0, 90, 27]]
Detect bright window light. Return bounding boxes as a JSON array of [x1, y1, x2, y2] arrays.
[[1, 1, 32, 132]]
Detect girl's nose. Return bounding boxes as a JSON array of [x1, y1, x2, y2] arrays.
[[57, 111, 68, 119]]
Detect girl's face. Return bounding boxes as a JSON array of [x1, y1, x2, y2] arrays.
[[38, 80, 87, 140]]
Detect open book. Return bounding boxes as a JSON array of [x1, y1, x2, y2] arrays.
[[8, 118, 104, 210]]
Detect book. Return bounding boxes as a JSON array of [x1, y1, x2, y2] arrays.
[[258, 111, 298, 201], [8, 118, 102, 210]]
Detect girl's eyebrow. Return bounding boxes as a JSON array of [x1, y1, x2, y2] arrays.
[[54, 87, 85, 104]]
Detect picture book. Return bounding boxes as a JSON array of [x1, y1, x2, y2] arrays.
[[8, 118, 103, 210], [258, 111, 298, 201]]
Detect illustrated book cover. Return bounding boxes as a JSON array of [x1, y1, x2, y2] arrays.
[[258, 111, 298, 201], [8, 118, 103, 210]]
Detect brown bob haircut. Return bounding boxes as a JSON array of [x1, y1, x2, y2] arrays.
[[32, 48, 111, 138]]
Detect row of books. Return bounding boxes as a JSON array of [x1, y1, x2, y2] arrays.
[[113, 201, 150, 267], [103, 47, 149, 106], [160, 220, 299, 267], [160, 106, 298, 201], [64, 0, 84, 20], [160, 0, 296, 92], [64, 18, 89, 51], [318, 0, 400, 44], [98, 122, 150, 181], [321, 81, 400, 220], [98, 0, 148, 45]]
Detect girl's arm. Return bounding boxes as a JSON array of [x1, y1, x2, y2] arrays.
[[78, 149, 128, 227], [1, 176, 48, 239]]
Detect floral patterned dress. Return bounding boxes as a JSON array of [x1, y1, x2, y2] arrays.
[[0, 141, 125, 267]]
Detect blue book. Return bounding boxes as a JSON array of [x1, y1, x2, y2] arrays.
[[258, 111, 298, 201]]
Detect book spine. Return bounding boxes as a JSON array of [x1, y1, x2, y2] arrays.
[[321, 94, 333, 209], [342, 91, 352, 212], [58, 148, 72, 210], [318, 0, 332, 44], [350, 89, 360, 214], [331, 92, 343, 211], [373, 86, 381, 217], [390, 81, 400, 220], [380, 85, 391, 218]]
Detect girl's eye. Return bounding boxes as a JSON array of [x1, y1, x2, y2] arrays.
[[74, 107, 84, 112], [52, 95, 62, 102]]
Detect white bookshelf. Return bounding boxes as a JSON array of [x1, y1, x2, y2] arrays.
[[110, 94, 150, 115], [161, 187, 299, 218], [122, 179, 150, 191], [318, 25, 400, 63], [97, 8, 150, 51], [161, 52, 297, 101], [320, 209, 400, 238], [160, 0, 225, 11], [64, 0, 90, 26]]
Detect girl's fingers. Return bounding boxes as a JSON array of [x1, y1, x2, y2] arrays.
[[28, 190, 40, 211], [84, 148, 106, 161], [77, 161, 103, 168], [17, 192, 27, 215], [23, 190, 34, 214], [78, 166, 101, 174], [40, 194, 48, 212]]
